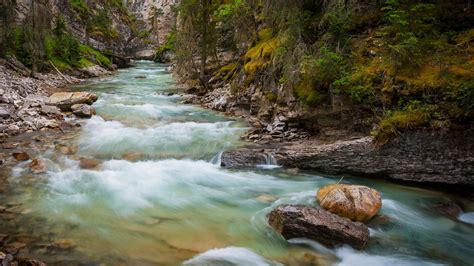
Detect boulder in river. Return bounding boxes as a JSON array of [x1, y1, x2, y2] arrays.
[[12, 152, 30, 161], [71, 104, 96, 118], [268, 204, 369, 249], [48, 92, 98, 111], [317, 184, 381, 222], [29, 158, 47, 174]]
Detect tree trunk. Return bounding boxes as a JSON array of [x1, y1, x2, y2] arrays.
[[199, 0, 210, 89], [30, 0, 37, 77]]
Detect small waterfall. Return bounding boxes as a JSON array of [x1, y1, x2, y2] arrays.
[[210, 151, 223, 166], [257, 153, 281, 169], [264, 153, 278, 166]]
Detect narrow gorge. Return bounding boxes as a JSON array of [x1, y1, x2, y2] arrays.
[[0, 1, 473, 265]]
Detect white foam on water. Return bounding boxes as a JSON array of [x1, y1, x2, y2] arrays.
[[458, 212, 474, 224], [183, 247, 281, 266], [256, 164, 282, 170], [77, 116, 245, 156], [45, 159, 309, 215], [381, 199, 433, 229], [335, 246, 445, 266]]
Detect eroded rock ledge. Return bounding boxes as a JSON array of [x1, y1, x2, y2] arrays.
[[221, 129, 474, 186]]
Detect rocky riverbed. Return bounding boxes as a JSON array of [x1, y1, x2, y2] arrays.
[[0, 58, 110, 141]]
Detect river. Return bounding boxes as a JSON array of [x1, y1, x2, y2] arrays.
[[2, 61, 473, 265]]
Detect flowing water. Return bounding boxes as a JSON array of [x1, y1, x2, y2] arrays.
[[1, 61, 473, 265]]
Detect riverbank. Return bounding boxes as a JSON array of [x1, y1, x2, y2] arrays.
[[0, 58, 112, 142], [177, 72, 474, 188]]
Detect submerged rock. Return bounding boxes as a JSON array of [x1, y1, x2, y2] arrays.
[[29, 158, 48, 174], [256, 194, 277, 203], [122, 152, 144, 162], [268, 205, 369, 249], [431, 201, 462, 219], [52, 239, 76, 250], [317, 184, 381, 222], [12, 152, 30, 161], [48, 92, 98, 111], [79, 158, 101, 169], [71, 104, 96, 118]]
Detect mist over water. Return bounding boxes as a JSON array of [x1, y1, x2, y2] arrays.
[[6, 61, 473, 265]]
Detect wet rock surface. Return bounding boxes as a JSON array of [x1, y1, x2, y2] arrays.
[[268, 205, 369, 249], [317, 184, 382, 222]]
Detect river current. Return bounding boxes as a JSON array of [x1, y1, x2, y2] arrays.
[[2, 61, 473, 265]]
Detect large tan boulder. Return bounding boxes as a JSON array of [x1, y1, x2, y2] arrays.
[[317, 184, 381, 222], [48, 92, 98, 111]]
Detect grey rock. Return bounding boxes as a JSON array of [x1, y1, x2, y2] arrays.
[[268, 205, 369, 249], [40, 105, 62, 115], [71, 104, 96, 118], [0, 107, 10, 118]]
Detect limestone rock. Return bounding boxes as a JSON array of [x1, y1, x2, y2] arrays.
[[71, 104, 96, 118], [40, 105, 61, 115], [0, 107, 11, 118], [48, 92, 98, 111], [317, 184, 381, 222], [268, 204, 369, 249]]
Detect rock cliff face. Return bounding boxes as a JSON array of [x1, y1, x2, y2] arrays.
[[10, 0, 168, 59], [126, 0, 178, 58]]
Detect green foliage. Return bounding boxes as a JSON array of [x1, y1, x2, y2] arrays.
[[294, 47, 347, 106], [155, 32, 176, 61], [381, 0, 437, 73], [79, 44, 112, 68], [372, 102, 431, 144], [172, 0, 473, 143], [43, 16, 82, 69], [68, 0, 91, 17]]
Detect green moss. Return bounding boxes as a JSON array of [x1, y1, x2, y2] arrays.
[[78, 58, 94, 68], [294, 78, 326, 106], [50, 57, 72, 71], [216, 63, 237, 80], [373, 108, 430, 145], [79, 44, 112, 68], [68, 0, 91, 16], [244, 37, 279, 74]]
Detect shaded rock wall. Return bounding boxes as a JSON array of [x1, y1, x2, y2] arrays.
[[221, 128, 474, 186]]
